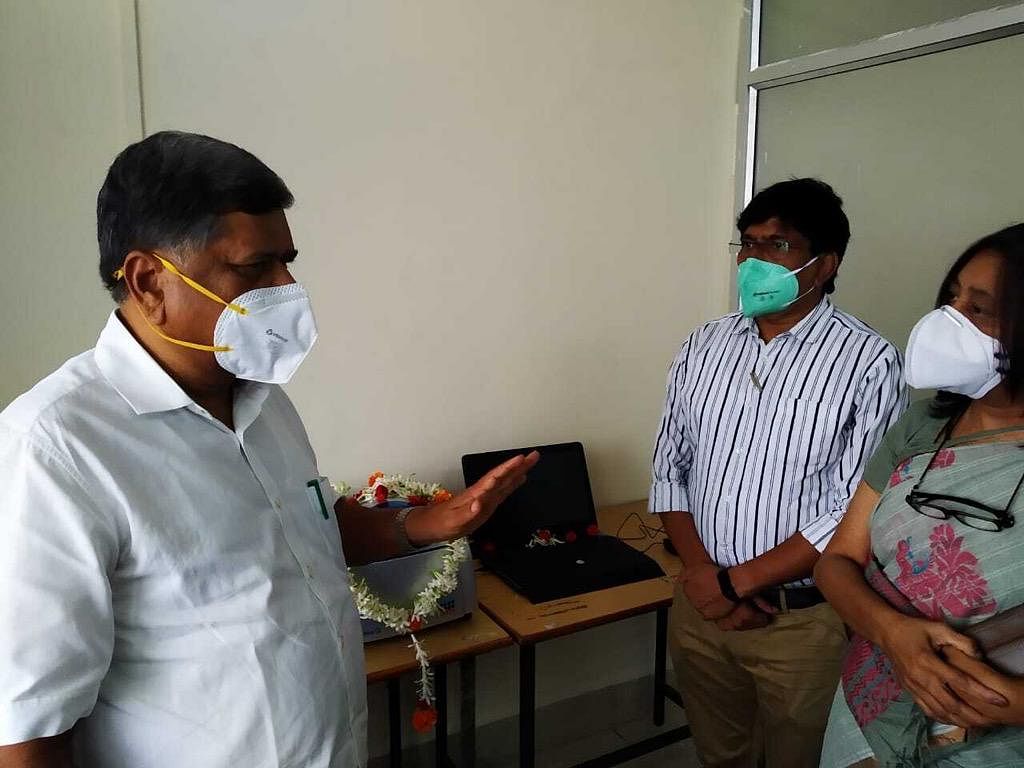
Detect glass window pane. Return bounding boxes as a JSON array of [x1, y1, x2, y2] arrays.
[[760, 0, 1008, 64], [753, 35, 1024, 357]]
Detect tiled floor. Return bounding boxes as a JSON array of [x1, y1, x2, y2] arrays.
[[613, 715, 699, 767], [474, 731, 698, 767], [471, 708, 698, 768], [619, 739, 699, 767], [548, 721, 697, 767], [370, 708, 698, 768], [368, 676, 699, 768]]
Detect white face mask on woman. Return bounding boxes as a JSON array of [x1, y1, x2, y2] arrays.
[[904, 305, 1005, 399]]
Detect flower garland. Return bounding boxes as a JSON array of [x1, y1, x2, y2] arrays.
[[355, 470, 453, 508], [341, 472, 468, 732], [526, 528, 564, 547]]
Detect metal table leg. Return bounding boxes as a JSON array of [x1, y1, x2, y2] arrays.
[[435, 663, 449, 767], [388, 678, 402, 768], [459, 657, 477, 767], [519, 643, 536, 768]]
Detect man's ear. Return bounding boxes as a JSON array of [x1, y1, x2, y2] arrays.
[[817, 252, 839, 288], [120, 250, 167, 324]]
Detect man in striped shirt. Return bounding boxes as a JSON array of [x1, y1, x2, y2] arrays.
[[650, 178, 907, 768]]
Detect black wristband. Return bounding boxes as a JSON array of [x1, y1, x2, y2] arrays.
[[717, 567, 741, 603]]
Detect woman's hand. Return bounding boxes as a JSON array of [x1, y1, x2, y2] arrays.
[[945, 647, 1024, 727], [879, 616, 1008, 727]]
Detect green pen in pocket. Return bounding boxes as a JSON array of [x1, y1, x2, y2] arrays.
[[306, 478, 330, 519]]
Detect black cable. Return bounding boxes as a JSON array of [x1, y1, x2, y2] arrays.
[[615, 510, 665, 542]]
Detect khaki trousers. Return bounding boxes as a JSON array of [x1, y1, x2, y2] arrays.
[[669, 583, 847, 768]]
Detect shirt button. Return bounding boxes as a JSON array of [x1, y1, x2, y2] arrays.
[[273, 499, 283, 510]]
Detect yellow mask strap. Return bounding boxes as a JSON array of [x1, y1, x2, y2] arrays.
[[112, 253, 245, 353], [112, 254, 249, 315], [134, 308, 231, 353]]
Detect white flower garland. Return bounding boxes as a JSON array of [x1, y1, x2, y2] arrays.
[[348, 537, 470, 707], [355, 472, 450, 508], [338, 472, 468, 714]]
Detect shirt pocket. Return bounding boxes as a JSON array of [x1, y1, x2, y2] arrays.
[[281, 473, 348, 569], [309, 476, 347, 566], [778, 396, 835, 477]]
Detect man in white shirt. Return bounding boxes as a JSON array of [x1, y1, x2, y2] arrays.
[[0, 131, 537, 768]]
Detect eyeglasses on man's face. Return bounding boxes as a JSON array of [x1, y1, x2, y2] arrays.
[[728, 238, 807, 262]]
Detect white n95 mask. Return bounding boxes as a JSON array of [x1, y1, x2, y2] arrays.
[[904, 305, 1005, 399], [213, 283, 318, 384], [114, 254, 318, 384]]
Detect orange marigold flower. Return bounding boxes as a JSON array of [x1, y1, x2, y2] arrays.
[[432, 489, 453, 504], [367, 471, 384, 486]]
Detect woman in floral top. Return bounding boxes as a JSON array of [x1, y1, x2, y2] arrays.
[[816, 223, 1024, 767]]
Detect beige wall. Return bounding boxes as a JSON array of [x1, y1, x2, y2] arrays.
[[0, 0, 141, 408]]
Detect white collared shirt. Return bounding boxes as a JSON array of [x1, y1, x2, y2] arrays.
[[650, 299, 908, 580], [0, 312, 367, 767]]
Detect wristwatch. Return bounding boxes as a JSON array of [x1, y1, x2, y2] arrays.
[[717, 567, 741, 604], [393, 506, 419, 553]]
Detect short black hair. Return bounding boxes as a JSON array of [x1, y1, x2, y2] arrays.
[[737, 178, 850, 294], [97, 131, 294, 302], [931, 223, 1024, 420]]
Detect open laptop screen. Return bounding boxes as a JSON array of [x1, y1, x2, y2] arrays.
[[461, 442, 596, 552]]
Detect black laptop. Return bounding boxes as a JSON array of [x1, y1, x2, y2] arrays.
[[461, 442, 664, 604]]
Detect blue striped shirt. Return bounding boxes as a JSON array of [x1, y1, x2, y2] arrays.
[[649, 298, 907, 578]]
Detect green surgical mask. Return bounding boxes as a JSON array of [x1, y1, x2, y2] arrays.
[[737, 256, 818, 318]]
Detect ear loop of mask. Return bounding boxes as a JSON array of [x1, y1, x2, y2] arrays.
[[113, 254, 248, 353], [788, 284, 817, 308], [778, 255, 820, 308]]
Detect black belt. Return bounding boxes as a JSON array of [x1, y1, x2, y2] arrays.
[[759, 585, 826, 611]]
